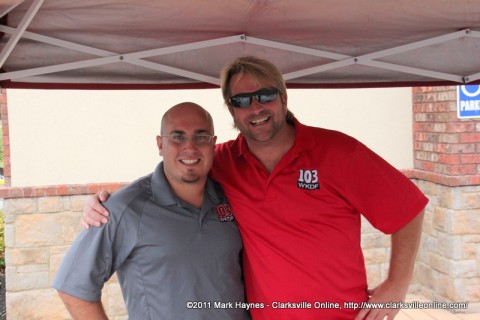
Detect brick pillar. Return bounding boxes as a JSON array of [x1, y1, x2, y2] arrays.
[[1, 89, 10, 186], [412, 86, 480, 185], [412, 86, 480, 312]]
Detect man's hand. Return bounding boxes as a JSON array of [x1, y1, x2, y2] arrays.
[[82, 190, 111, 229], [355, 210, 424, 320], [354, 278, 407, 320]]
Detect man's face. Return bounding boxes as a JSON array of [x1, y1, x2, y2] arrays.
[[228, 73, 288, 144], [157, 104, 216, 187]]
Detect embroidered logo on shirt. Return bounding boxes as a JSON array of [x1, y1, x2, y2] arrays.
[[214, 204, 235, 222], [297, 169, 320, 190]]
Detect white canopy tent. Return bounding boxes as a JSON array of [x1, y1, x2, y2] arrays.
[[0, 0, 480, 89]]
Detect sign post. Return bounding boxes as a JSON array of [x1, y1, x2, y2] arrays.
[[457, 84, 480, 118]]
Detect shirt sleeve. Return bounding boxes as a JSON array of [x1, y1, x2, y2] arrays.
[[52, 200, 137, 301], [342, 140, 428, 234]]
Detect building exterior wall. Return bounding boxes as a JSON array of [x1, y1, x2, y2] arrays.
[[1, 86, 479, 318], [410, 86, 480, 313], [6, 87, 413, 186], [3, 193, 127, 319], [416, 181, 480, 309]]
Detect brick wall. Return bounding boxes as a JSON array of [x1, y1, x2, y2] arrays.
[[411, 86, 480, 186], [1, 88, 10, 186]]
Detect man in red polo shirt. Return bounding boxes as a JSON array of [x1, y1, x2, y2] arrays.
[[84, 57, 427, 320]]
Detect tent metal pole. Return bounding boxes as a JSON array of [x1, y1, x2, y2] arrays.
[[0, 0, 44, 68], [359, 29, 470, 61], [0, 0, 26, 19], [245, 36, 349, 61], [0, 33, 242, 84]]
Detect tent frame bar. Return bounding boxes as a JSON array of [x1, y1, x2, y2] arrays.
[[0, 0, 43, 68]]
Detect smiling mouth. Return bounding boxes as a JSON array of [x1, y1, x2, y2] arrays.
[[250, 117, 269, 126], [180, 159, 200, 165]]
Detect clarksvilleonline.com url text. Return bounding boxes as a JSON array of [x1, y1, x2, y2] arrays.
[[344, 301, 469, 310]]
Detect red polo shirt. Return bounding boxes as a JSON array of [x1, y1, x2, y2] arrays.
[[212, 119, 428, 320]]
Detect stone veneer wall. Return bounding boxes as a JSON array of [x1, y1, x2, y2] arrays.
[[3, 193, 128, 319], [416, 181, 480, 311], [0, 186, 406, 319]]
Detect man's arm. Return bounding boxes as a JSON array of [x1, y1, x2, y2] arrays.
[[82, 190, 111, 229], [57, 291, 108, 320], [354, 209, 425, 320]]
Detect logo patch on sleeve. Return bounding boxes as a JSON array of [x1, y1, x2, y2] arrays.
[[214, 204, 235, 222], [297, 169, 320, 190]]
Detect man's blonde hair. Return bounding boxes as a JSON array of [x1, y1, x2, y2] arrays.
[[220, 56, 294, 123]]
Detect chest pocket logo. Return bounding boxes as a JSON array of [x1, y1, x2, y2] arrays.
[[297, 169, 320, 190], [214, 204, 235, 222]]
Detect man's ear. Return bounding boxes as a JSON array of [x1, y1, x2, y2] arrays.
[[156, 135, 163, 156], [227, 105, 235, 116], [280, 93, 288, 110]]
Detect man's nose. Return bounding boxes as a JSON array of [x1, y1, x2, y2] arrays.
[[183, 136, 197, 149], [249, 98, 264, 112]]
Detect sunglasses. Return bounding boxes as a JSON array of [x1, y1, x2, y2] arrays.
[[228, 88, 279, 108]]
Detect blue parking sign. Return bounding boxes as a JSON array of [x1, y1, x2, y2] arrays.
[[457, 85, 480, 118]]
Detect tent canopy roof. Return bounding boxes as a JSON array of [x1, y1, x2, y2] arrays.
[[1, 0, 480, 89]]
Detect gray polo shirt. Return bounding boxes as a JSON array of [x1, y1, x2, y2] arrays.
[[53, 162, 249, 320]]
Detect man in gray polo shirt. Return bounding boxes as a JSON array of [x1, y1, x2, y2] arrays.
[[53, 102, 249, 320]]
